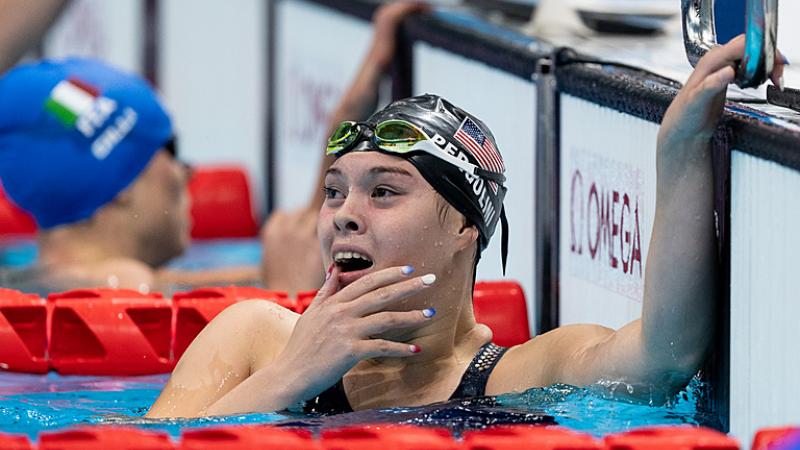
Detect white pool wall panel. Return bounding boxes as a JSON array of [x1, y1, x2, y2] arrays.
[[160, 0, 268, 216], [273, 1, 373, 210], [413, 42, 537, 334], [730, 150, 800, 443], [558, 95, 658, 330], [43, 0, 143, 74]]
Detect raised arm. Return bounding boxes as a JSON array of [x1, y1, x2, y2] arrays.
[[502, 36, 785, 401], [0, 0, 68, 73], [261, 2, 428, 294]]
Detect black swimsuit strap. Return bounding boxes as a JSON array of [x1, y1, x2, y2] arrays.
[[303, 378, 352, 415], [303, 342, 508, 415], [448, 342, 508, 400]]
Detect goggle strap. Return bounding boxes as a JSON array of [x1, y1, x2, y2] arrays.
[[500, 207, 509, 276]]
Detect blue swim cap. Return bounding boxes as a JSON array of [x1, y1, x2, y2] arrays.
[[0, 57, 173, 229]]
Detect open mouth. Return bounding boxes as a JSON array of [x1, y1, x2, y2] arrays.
[[333, 251, 374, 273]]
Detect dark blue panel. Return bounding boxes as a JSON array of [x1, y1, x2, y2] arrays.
[[715, 0, 747, 43]]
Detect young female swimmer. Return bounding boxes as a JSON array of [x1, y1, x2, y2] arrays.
[[146, 35, 784, 418]]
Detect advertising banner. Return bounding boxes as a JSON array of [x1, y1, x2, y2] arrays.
[[559, 95, 658, 330]]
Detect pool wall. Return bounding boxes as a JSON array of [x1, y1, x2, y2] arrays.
[[265, 0, 800, 443]]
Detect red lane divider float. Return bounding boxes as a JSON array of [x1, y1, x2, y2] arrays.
[[49, 289, 173, 375], [753, 427, 800, 450], [604, 426, 740, 450], [474, 281, 529, 347], [0, 281, 528, 375], [173, 287, 292, 360], [188, 166, 259, 239], [321, 425, 457, 450], [0, 182, 36, 236], [0, 432, 33, 450], [462, 425, 603, 449], [0, 424, 781, 449], [179, 426, 316, 450], [0, 288, 48, 373], [39, 427, 174, 449]]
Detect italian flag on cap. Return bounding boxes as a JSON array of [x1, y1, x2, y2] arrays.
[[44, 78, 99, 127]]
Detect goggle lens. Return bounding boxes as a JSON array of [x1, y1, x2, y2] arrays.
[[326, 121, 359, 155], [374, 120, 426, 153]]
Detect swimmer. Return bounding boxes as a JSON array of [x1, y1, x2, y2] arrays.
[[147, 35, 786, 418], [0, 58, 198, 293]]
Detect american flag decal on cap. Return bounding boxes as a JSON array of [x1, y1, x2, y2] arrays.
[[453, 117, 504, 191]]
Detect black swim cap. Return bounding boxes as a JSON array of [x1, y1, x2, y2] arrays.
[[355, 94, 509, 271]]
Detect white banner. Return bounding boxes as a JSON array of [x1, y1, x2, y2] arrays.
[[559, 95, 657, 330], [730, 150, 800, 443], [274, 0, 372, 210]]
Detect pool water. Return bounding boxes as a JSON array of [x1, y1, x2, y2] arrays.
[[0, 371, 716, 439], [0, 238, 263, 271], [0, 238, 719, 438]]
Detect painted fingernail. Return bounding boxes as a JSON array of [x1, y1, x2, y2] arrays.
[[401, 265, 415, 275], [422, 308, 436, 318], [420, 274, 436, 286], [325, 263, 334, 280], [409, 344, 422, 353], [781, 54, 790, 65]]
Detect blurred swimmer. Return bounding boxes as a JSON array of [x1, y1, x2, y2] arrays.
[[261, 1, 429, 295], [0, 57, 195, 293], [147, 36, 784, 418]]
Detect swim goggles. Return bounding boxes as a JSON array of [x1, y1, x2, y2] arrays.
[[326, 119, 506, 185]]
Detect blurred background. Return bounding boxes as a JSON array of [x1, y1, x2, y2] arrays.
[[27, 0, 799, 220]]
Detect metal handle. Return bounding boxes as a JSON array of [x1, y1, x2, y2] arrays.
[[682, 0, 778, 88]]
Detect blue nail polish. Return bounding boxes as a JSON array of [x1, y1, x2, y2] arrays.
[[782, 55, 790, 65], [422, 308, 436, 318], [401, 265, 415, 275]]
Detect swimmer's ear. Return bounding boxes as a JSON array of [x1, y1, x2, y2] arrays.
[[455, 222, 480, 252], [111, 189, 133, 207]]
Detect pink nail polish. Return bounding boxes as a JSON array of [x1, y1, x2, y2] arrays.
[[326, 263, 334, 280]]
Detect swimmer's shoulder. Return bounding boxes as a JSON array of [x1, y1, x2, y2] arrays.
[[486, 323, 615, 396], [172, 299, 300, 374], [218, 299, 301, 369]]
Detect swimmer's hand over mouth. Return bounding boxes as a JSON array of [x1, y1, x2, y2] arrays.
[[231, 264, 436, 411]]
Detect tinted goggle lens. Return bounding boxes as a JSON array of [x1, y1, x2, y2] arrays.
[[326, 120, 426, 156], [374, 120, 426, 153], [326, 121, 360, 155]]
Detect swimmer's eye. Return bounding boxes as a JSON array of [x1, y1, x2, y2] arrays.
[[372, 186, 398, 198], [323, 187, 344, 200]]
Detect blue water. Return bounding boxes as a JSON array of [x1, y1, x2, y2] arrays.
[[0, 371, 715, 440], [0, 238, 262, 270]]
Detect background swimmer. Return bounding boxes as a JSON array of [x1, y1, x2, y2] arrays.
[[0, 2, 425, 295]]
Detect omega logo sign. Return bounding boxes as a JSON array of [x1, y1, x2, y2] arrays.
[[563, 149, 648, 300]]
